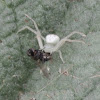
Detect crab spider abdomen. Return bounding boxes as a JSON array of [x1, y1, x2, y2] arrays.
[[46, 34, 60, 45], [43, 34, 60, 53]]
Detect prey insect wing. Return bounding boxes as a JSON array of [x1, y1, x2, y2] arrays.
[[39, 64, 51, 79]]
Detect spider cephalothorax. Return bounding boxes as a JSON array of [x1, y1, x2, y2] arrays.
[[27, 48, 52, 63], [17, 14, 86, 63]]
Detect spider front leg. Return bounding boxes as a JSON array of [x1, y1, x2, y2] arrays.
[[17, 25, 44, 49], [17, 26, 37, 35], [24, 14, 46, 41], [17, 14, 46, 49]]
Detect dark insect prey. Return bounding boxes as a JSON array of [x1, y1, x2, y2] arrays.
[[27, 48, 52, 63]]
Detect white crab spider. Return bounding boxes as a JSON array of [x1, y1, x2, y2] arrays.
[[17, 14, 86, 63]]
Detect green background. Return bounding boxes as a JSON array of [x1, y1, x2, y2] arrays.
[[0, 0, 100, 100]]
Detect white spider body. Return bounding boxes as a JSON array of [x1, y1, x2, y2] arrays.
[[45, 34, 60, 44], [44, 34, 60, 53], [17, 14, 86, 63], [44, 44, 55, 53]]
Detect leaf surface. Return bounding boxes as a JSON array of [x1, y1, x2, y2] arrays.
[[0, 0, 100, 100]]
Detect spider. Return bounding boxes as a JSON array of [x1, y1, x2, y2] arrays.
[[17, 14, 86, 63]]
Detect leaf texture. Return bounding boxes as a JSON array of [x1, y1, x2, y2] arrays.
[[0, 0, 100, 100]]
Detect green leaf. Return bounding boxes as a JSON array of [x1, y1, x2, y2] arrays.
[[0, 0, 100, 100]]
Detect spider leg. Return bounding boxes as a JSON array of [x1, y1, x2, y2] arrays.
[[55, 39, 84, 63], [17, 26, 44, 49], [58, 50, 65, 63], [25, 14, 46, 41], [51, 32, 86, 52], [66, 39, 85, 44], [25, 14, 39, 32], [51, 38, 85, 63], [52, 38, 85, 52], [65, 31, 86, 39], [17, 25, 37, 35]]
